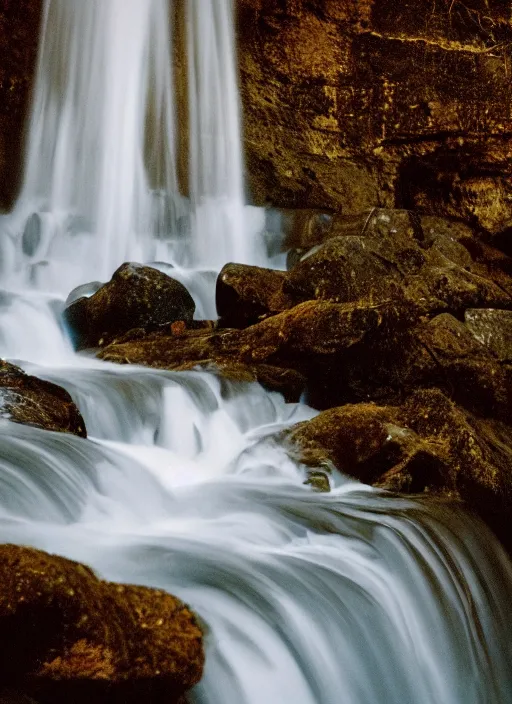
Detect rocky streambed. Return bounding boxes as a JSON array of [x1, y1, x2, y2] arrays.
[[1, 206, 512, 701]]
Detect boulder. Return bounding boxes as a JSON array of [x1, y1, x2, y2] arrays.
[[336, 313, 511, 420], [285, 209, 420, 266], [218, 298, 410, 365], [285, 211, 512, 315], [286, 388, 512, 551], [101, 297, 411, 367], [286, 234, 425, 305], [0, 361, 86, 438], [99, 297, 418, 404], [216, 263, 291, 328], [0, 545, 203, 704], [64, 264, 195, 350]]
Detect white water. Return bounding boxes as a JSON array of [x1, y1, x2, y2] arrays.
[[0, 0, 511, 702], [16, 0, 179, 281], [2, 0, 263, 292], [187, 0, 263, 268]]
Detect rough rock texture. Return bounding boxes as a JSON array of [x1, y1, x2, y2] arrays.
[[0, 544, 203, 704], [216, 263, 292, 328], [464, 308, 512, 361], [99, 324, 306, 403], [64, 263, 195, 350], [0, 361, 86, 438], [0, 0, 43, 211], [238, 0, 512, 242], [286, 388, 512, 552], [99, 297, 411, 371], [99, 212, 512, 416]]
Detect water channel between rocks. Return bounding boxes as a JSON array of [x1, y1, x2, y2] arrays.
[[0, 1, 511, 702]]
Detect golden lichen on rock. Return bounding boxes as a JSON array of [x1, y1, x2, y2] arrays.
[[237, 0, 512, 239], [0, 544, 204, 703]]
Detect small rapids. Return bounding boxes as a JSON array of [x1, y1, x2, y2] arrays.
[[0, 0, 511, 701], [0, 301, 511, 703]]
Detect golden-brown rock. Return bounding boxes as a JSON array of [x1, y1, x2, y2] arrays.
[[216, 263, 292, 328], [0, 544, 204, 703], [98, 325, 306, 402], [286, 388, 512, 550], [64, 263, 195, 350], [238, 0, 512, 240]]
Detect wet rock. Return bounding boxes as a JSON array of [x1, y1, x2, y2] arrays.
[[285, 208, 418, 260], [64, 263, 195, 350], [286, 235, 425, 305], [285, 212, 512, 317], [287, 402, 403, 482], [218, 298, 411, 367], [216, 263, 291, 328], [336, 313, 511, 420], [465, 309, 512, 362], [99, 298, 413, 400], [104, 296, 418, 408], [99, 326, 305, 402], [0, 545, 203, 704], [0, 361, 86, 438], [286, 388, 512, 550]]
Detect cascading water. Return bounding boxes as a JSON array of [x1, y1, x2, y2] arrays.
[[2, 0, 263, 291], [0, 1, 511, 703], [186, 0, 263, 268], [15, 0, 180, 286]]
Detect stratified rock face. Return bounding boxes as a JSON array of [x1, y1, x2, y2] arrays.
[[0, 544, 204, 704], [238, 0, 512, 240], [0, 361, 86, 438], [64, 263, 196, 350], [0, 0, 43, 211]]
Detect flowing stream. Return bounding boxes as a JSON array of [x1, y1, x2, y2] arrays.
[[0, 1, 511, 702]]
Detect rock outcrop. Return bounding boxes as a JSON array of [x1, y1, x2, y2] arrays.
[[286, 388, 512, 552], [64, 263, 195, 350], [0, 361, 86, 438], [238, 0, 512, 245], [0, 544, 203, 704]]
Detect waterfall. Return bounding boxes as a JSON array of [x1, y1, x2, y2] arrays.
[[0, 2, 511, 702], [187, 0, 263, 267], [18, 0, 179, 283], [4, 0, 263, 290]]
